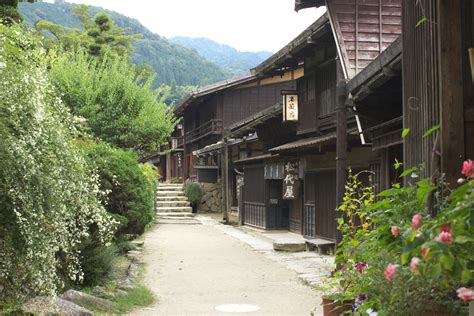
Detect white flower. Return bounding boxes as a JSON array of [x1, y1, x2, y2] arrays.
[[367, 308, 378, 316]]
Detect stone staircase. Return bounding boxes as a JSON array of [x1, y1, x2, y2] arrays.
[[156, 183, 197, 224]]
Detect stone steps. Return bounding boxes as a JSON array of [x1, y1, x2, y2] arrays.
[[157, 187, 183, 191], [155, 183, 197, 224], [156, 201, 190, 207], [156, 191, 185, 196], [156, 206, 192, 213], [156, 212, 194, 217]]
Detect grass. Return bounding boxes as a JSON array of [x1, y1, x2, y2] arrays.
[[112, 284, 155, 314], [77, 253, 155, 314]]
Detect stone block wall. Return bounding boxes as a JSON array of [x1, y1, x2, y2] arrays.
[[198, 182, 222, 212]]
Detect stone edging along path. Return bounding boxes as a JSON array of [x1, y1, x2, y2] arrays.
[[22, 240, 146, 315]]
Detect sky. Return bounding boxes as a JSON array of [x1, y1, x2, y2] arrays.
[[64, 0, 326, 53]]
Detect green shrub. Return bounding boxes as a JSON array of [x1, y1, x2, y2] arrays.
[[49, 49, 177, 155], [140, 162, 158, 196], [79, 237, 118, 287], [184, 182, 203, 212], [81, 142, 155, 235], [0, 23, 115, 301]]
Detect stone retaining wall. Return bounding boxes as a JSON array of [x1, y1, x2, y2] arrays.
[[198, 182, 222, 212]]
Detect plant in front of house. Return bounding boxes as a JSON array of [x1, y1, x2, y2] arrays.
[[331, 162, 474, 316], [184, 182, 203, 213], [320, 169, 374, 315]]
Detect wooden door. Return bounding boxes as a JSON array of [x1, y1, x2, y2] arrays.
[[303, 173, 316, 237], [314, 171, 337, 240], [266, 180, 289, 229], [289, 180, 303, 234], [243, 165, 266, 228]]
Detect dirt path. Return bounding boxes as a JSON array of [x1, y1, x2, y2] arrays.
[[131, 221, 322, 315]]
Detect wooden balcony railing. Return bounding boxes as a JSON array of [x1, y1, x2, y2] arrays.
[[185, 119, 223, 144]]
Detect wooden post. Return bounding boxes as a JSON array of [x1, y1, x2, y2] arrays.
[[166, 151, 172, 183], [335, 78, 348, 248], [438, 0, 465, 186], [238, 185, 244, 225], [223, 138, 230, 223]]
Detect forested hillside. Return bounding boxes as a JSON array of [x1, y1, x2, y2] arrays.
[[19, 1, 227, 86], [171, 37, 272, 76]]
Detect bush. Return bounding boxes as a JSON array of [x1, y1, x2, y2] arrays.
[[49, 49, 177, 155], [79, 237, 118, 287], [184, 182, 203, 212], [331, 166, 473, 315], [140, 162, 159, 197], [0, 24, 115, 301], [81, 142, 156, 235]]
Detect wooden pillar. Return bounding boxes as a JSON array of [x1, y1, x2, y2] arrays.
[[166, 151, 172, 183], [181, 125, 187, 183], [438, 0, 465, 186], [335, 78, 348, 247], [223, 139, 230, 223]]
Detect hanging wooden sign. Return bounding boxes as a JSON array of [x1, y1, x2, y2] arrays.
[[283, 161, 299, 200], [281, 90, 299, 122]]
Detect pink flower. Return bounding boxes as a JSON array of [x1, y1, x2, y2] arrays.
[[435, 231, 453, 244], [391, 226, 399, 237], [412, 214, 422, 230], [440, 225, 451, 233], [421, 247, 429, 257], [457, 287, 474, 301], [410, 257, 421, 273], [461, 160, 474, 178], [384, 263, 399, 281]]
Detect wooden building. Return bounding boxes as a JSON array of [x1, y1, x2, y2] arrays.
[[296, 0, 473, 190], [236, 2, 402, 242], [173, 70, 302, 213], [171, 0, 472, 247], [291, 0, 473, 243]]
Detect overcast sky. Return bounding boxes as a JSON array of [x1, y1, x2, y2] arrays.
[[65, 0, 326, 53]]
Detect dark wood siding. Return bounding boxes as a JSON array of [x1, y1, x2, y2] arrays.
[[297, 75, 317, 133], [266, 180, 289, 229], [298, 61, 337, 134], [327, 0, 402, 77], [403, 0, 471, 184], [304, 173, 316, 237], [289, 182, 303, 234], [303, 171, 337, 239], [402, 0, 440, 180], [317, 61, 337, 117], [223, 81, 296, 128], [243, 164, 266, 228], [314, 171, 337, 240]]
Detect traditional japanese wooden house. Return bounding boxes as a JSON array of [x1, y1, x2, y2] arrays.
[[237, 1, 403, 242], [174, 70, 302, 213], [296, 0, 473, 191], [401, 0, 473, 186]]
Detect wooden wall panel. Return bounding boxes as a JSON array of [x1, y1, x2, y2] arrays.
[[243, 164, 266, 228], [402, 0, 440, 180], [327, 0, 402, 78], [222, 81, 296, 127]]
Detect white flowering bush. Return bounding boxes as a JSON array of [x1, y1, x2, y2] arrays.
[[0, 23, 115, 302]]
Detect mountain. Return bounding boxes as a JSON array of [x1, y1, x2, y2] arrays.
[[18, 1, 227, 86], [171, 37, 272, 76]]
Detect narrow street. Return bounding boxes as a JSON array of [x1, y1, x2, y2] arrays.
[[132, 217, 326, 315]]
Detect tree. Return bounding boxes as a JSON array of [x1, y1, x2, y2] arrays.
[[0, 22, 115, 301], [0, 0, 35, 24], [36, 4, 139, 59], [49, 49, 177, 155]]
